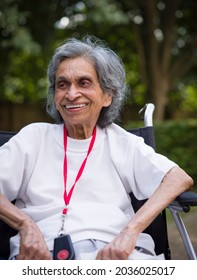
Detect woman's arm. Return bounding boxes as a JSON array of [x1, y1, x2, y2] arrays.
[[96, 166, 194, 259], [0, 194, 52, 260]]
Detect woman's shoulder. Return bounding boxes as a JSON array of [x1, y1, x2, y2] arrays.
[[103, 123, 143, 156], [19, 122, 55, 131], [12, 122, 63, 145], [106, 123, 139, 141], [18, 122, 61, 135]]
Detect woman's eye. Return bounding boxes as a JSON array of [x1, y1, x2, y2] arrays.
[[80, 80, 90, 87], [57, 82, 67, 89]]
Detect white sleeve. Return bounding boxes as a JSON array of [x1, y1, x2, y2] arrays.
[[131, 137, 177, 199], [0, 127, 38, 201]]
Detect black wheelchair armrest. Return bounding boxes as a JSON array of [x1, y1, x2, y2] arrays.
[[170, 191, 197, 213], [175, 191, 197, 207], [168, 191, 197, 260]]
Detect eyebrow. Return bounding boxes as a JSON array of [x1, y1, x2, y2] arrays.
[[55, 76, 67, 82], [55, 75, 94, 83]]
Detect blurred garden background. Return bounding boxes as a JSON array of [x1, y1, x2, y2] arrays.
[[0, 0, 197, 259]]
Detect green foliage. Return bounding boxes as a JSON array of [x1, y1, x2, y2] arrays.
[[2, 51, 47, 103], [170, 82, 197, 113], [0, 0, 197, 117], [155, 120, 197, 188], [179, 84, 197, 112]]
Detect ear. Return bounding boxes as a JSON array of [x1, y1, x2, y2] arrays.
[[103, 93, 112, 107]]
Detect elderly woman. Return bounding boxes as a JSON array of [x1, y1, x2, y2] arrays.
[[0, 36, 193, 260]]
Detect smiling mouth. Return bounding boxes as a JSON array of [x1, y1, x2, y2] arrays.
[[64, 104, 87, 109]]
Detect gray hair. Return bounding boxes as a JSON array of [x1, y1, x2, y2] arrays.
[[46, 36, 129, 128]]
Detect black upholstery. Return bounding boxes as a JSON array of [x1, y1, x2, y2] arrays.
[[0, 131, 17, 259], [128, 126, 170, 259], [0, 131, 16, 147], [128, 126, 155, 150]]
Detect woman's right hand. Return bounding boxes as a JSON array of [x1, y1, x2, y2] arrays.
[[16, 219, 52, 260], [0, 194, 51, 260]]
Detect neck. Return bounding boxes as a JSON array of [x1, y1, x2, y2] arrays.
[[64, 124, 95, 139]]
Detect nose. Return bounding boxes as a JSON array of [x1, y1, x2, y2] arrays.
[[66, 84, 81, 101]]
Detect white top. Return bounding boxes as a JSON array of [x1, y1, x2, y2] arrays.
[[0, 122, 176, 258]]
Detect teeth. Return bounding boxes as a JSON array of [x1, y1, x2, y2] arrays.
[[65, 104, 87, 109]]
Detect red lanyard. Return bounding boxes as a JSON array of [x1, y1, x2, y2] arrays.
[[62, 126, 96, 215]]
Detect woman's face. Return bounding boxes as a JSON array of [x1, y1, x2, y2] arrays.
[[54, 57, 112, 138]]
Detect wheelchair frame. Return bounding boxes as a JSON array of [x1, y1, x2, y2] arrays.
[[137, 103, 197, 260]]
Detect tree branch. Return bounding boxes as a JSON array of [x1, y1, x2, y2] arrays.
[[170, 37, 197, 83], [139, 0, 159, 82], [160, 0, 181, 73], [131, 20, 148, 87]]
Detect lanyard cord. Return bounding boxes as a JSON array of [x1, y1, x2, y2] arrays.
[[62, 126, 96, 215]]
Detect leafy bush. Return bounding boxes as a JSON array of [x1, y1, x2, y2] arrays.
[[154, 120, 197, 189]]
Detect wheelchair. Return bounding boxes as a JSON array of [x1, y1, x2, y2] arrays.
[[0, 103, 197, 260]]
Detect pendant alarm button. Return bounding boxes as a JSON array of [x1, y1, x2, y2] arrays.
[[57, 249, 69, 260]]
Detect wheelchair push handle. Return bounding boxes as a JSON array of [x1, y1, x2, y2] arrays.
[[139, 103, 155, 127]]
